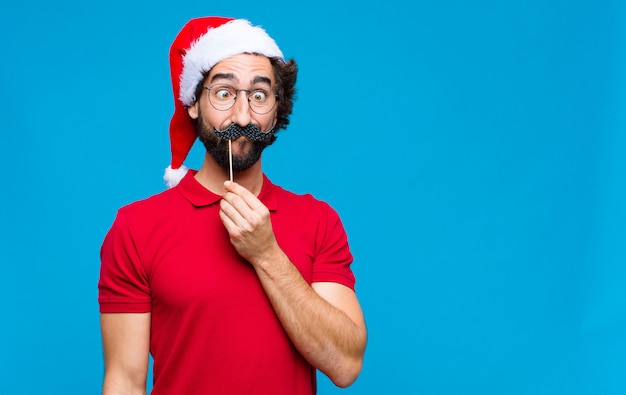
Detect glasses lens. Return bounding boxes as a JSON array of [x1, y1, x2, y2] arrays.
[[249, 88, 276, 114], [208, 85, 236, 110], [206, 85, 277, 114]]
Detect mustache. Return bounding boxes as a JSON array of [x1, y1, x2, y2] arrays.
[[213, 123, 275, 143]]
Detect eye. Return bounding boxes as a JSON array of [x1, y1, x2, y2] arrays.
[[214, 86, 234, 100], [250, 89, 268, 103]]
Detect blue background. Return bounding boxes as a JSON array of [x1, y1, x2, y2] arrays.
[[1, 1, 625, 394]]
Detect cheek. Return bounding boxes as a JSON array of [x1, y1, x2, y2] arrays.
[[264, 111, 279, 130], [199, 105, 229, 130]]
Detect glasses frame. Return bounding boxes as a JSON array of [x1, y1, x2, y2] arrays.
[[203, 84, 279, 115]]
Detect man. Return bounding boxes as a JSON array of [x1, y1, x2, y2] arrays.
[[98, 16, 367, 394]]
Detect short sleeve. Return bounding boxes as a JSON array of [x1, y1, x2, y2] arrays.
[[312, 202, 356, 290], [98, 210, 152, 313]]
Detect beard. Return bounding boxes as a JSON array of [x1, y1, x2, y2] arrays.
[[195, 112, 276, 173]]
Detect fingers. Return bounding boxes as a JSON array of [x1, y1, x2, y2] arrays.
[[219, 181, 269, 235], [223, 181, 263, 210], [219, 181, 276, 262], [220, 182, 254, 227]]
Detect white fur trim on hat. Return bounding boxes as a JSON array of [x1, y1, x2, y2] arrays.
[[164, 165, 189, 188], [179, 19, 284, 106]]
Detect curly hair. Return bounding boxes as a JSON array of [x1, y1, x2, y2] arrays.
[[270, 57, 298, 131], [191, 56, 298, 132]]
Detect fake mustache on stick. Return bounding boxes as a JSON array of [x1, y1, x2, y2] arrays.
[[213, 123, 275, 142]]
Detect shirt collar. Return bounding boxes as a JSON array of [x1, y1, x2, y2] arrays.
[[177, 170, 278, 211]]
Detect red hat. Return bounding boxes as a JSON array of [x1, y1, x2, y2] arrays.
[[165, 17, 284, 188]]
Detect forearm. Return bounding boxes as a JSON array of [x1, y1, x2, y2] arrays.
[[251, 249, 367, 387]]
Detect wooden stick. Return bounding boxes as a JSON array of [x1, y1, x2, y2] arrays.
[[228, 139, 233, 182]]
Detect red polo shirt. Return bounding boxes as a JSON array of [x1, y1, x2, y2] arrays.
[[98, 171, 355, 394]]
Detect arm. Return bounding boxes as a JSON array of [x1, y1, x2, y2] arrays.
[[100, 313, 151, 395], [219, 182, 367, 387]]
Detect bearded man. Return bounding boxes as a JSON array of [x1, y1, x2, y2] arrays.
[[98, 16, 367, 395]]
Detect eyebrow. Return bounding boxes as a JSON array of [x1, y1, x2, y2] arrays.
[[209, 73, 236, 84], [209, 73, 272, 86], [252, 76, 272, 85]]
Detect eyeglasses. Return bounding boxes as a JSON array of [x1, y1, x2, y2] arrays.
[[203, 84, 279, 115]]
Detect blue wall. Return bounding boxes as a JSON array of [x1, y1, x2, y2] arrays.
[[1, 1, 624, 393]]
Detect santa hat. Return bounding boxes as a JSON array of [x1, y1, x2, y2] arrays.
[[164, 16, 284, 188]]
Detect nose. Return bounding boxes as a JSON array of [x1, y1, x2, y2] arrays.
[[231, 91, 252, 127]]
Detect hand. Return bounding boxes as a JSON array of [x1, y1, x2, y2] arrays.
[[219, 181, 279, 264]]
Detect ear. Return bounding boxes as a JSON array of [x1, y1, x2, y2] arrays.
[[187, 102, 199, 120]]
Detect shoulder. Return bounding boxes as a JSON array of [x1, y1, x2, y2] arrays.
[[266, 179, 344, 229], [109, 187, 185, 236], [118, 187, 181, 217], [103, 187, 188, 253], [270, 181, 336, 213]]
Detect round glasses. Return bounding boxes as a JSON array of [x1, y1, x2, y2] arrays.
[[203, 84, 279, 115]]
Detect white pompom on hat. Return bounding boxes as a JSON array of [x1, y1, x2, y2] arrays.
[[165, 16, 284, 188]]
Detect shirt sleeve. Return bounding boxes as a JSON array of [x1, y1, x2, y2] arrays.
[[98, 209, 152, 313], [312, 202, 356, 290]]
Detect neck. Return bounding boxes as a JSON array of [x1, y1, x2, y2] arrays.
[[195, 152, 264, 196]]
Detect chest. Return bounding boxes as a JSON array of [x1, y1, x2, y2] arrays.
[[143, 205, 317, 309]]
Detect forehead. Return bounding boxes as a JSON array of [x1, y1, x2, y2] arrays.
[[207, 53, 274, 85]]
